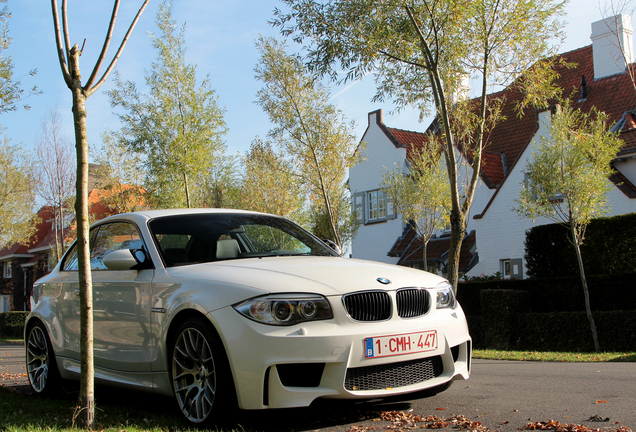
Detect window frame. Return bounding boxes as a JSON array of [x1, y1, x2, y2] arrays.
[[367, 189, 387, 222]]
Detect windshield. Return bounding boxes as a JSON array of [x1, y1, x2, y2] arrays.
[[148, 213, 338, 267]]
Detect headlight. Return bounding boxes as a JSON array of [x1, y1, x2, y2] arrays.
[[436, 281, 456, 309], [233, 294, 333, 326]]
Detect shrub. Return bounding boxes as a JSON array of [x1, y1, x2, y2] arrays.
[[0, 311, 28, 338], [525, 212, 636, 278]]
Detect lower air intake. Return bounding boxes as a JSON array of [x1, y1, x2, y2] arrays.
[[344, 355, 443, 391]]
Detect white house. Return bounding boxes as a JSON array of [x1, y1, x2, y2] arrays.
[[349, 14, 636, 279], [349, 110, 478, 276]]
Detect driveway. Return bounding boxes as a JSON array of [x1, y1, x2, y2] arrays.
[[1, 343, 634, 431]]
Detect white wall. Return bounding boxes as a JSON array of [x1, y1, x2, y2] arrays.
[[350, 111, 406, 264], [467, 111, 554, 278]]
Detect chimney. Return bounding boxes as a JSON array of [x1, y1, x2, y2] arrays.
[[591, 14, 634, 79]]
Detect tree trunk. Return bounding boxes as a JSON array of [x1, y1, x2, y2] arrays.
[[422, 238, 428, 273], [446, 208, 464, 292], [571, 224, 600, 352], [69, 44, 95, 429]]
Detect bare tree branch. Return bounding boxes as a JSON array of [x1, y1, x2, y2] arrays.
[[85, 0, 120, 90], [86, 0, 150, 96], [50, 0, 70, 84]]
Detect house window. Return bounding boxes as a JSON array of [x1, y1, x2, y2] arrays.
[[367, 190, 386, 221], [2, 261, 11, 279], [502, 259, 512, 279], [501, 258, 523, 280], [0, 294, 10, 312]]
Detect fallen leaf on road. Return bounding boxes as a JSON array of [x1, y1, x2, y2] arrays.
[[596, 400, 609, 404]]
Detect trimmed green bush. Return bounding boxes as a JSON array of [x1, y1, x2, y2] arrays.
[[515, 311, 636, 352], [524, 212, 636, 278], [0, 311, 28, 338]]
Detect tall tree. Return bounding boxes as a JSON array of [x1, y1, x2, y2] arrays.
[[382, 141, 451, 271], [0, 137, 37, 246], [273, 0, 566, 290], [515, 102, 623, 352], [255, 36, 359, 250], [34, 108, 76, 262], [50, 0, 149, 427], [106, 0, 227, 209], [238, 138, 306, 220], [0, 0, 40, 114]]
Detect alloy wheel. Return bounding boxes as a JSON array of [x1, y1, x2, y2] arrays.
[[172, 327, 217, 423]]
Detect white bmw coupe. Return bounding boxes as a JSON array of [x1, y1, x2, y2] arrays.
[[25, 209, 471, 424]]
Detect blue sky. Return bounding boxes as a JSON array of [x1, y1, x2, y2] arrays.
[[2, 0, 617, 160]]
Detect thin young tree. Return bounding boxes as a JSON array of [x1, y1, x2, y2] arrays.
[[34, 108, 76, 262], [515, 102, 623, 352], [50, 0, 150, 427], [382, 140, 451, 272], [106, 0, 227, 209], [273, 0, 566, 291], [255, 36, 359, 250]]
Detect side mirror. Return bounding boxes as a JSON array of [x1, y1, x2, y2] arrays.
[[103, 249, 149, 270], [322, 239, 342, 256]]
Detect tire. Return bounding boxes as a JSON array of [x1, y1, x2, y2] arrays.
[[170, 318, 236, 424], [25, 321, 62, 395]]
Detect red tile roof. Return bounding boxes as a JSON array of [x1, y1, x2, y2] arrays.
[[0, 207, 56, 258], [395, 229, 477, 272]]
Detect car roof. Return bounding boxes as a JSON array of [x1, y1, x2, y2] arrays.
[[96, 208, 278, 226]]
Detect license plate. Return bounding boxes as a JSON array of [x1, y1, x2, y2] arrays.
[[364, 330, 437, 359]]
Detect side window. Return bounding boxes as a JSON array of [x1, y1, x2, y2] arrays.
[[90, 222, 144, 270], [62, 228, 98, 271], [62, 222, 143, 271]]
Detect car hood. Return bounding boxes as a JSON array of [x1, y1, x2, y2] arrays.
[[165, 256, 448, 296]]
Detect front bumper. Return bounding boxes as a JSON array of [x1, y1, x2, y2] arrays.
[[210, 297, 471, 410]]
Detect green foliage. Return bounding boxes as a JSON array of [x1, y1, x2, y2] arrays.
[[0, 311, 27, 338], [480, 289, 529, 349], [516, 102, 623, 228], [106, 0, 228, 209], [254, 36, 359, 248], [458, 275, 636, 351], [515, 311, 636, 352], [382, 141, 450, 267], [0, 136, 38, 246], [458, 273, 636, 315], [525, 213, 636, 278], [237, 138, 306, 222]]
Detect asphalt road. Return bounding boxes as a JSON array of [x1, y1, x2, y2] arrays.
[[1, 342, 634, 431]]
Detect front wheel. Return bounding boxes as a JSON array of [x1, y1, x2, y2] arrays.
[[25, 321, 62, 395], [170, 318, 235, 424]]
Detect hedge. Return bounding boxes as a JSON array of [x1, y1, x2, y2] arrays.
[[524, 213, 636, 278], [514, 311, 636, 352], [0, 312, 28, 338], [457, 272, 636, 316]]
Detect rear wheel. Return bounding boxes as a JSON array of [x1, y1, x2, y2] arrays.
[[170, 318, 235, 424], [25, 321, 61, 395]]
